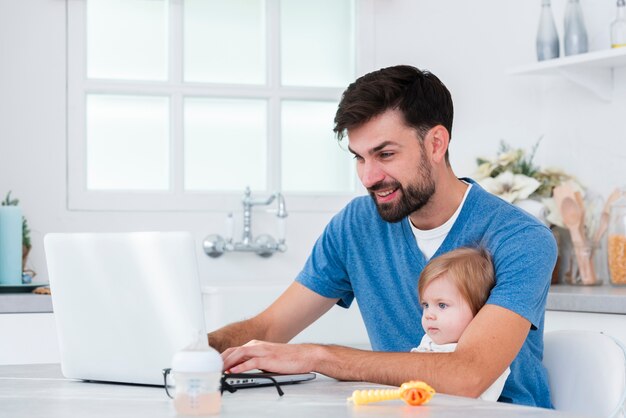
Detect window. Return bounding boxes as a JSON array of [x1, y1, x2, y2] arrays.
[[67, 0, 374, 211]]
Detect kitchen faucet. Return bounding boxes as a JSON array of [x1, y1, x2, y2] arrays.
[[203, 187, 287, 258]]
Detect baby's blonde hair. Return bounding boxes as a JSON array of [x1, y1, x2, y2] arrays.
[[418, 247, 495, 316]]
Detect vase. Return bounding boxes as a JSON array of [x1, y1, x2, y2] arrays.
[[564, 0, 589, 56], [536, 0, 560, 61], [514, 199, 548, 226]]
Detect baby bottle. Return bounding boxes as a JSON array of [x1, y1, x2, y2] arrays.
[[165, 332, 223, 416]]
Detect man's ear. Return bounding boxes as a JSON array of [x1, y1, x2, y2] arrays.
[[425, 125, 450, 164]]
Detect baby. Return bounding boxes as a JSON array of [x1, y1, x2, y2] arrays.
[[412, 247, 510, 401]]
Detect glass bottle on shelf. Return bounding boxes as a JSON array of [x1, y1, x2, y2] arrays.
[[611, 0, 626, 48], [608, 190, 626, 286], [536, 0, 560, 61], [564, 0, 589, 56]]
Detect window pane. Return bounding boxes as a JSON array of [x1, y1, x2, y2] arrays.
[[184, 0, 266, 84], [87, 0, 168, 81], [281, 101, 354, 193], [86, 95, 170, 190], [184, 99, 267, 191], [281, 0, 355, 87]]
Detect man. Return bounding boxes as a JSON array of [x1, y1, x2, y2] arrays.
[[209, 65, 557, 408]]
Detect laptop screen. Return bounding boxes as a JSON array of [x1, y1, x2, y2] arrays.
[[45, 231, 206, 385]]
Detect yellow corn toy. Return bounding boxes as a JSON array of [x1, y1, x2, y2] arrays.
[[348, 381, 435, 406]]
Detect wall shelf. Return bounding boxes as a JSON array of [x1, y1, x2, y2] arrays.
[[508, 48, 626, 101]]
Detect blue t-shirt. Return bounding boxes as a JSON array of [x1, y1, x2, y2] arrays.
[[295, 180, 557, 408]]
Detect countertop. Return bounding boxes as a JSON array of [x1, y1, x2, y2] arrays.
[[0, 364, 583, 418], [0, 292, 52, 314], [546, 284, 626, 314], [3, 284, 626, 315]]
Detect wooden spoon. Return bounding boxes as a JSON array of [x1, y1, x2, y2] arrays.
[[561, 197, 585, 245], [574, 191, 587, 238], [592, 188, 623, 247], [561, 197, 597, 284]]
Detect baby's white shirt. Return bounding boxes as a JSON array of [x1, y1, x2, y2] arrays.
[[411, 334, 511, 402]]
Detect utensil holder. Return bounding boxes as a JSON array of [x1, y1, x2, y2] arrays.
[[564, 242, 604, 286]]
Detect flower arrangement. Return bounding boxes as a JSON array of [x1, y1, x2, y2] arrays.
[[1, 191, 31, 250], [474, 140, 578, 227]]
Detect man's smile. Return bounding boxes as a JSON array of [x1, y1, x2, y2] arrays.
[[375, 187, 399, 203]]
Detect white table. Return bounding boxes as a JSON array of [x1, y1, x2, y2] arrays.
[[0, 364, 586, 418]]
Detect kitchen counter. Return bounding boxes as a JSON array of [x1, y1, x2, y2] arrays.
[[0, 292, 52, 314], [546, 284, 626, 314], [2, 284, 626, 316], [0, 364, 583, 418]]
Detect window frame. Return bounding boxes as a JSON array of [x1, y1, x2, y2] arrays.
[[67, 0, 374, 212]]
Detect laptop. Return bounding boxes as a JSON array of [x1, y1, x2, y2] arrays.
[[44, 231, 315, 388]]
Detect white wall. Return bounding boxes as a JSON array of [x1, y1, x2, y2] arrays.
[[372, 0, 543, 176], [1, 0, 625, 327], [371, 0, 626, 195], [0, 0, 334, 293]]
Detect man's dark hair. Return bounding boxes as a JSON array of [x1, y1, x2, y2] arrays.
[[333, 65, 454, 162]]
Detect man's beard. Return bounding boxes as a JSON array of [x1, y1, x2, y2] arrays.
[[368, 157, 435, 223]]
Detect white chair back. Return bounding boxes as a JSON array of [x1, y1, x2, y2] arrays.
[[543, 330, 626, 418]]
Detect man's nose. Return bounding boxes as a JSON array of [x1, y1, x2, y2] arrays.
[[358, 160, 385, 189]]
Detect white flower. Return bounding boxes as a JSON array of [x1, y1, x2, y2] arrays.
[[474, 162, 494, 180], [496, 150, 522, 167], [542, 197, 563, 228], [541, 167, 569, 177], [479, 171, 541, 204]]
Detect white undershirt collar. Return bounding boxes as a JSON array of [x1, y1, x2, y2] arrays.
[[410, 183, 472, 260]]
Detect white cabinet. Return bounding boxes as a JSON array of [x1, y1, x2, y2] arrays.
[[0, 313, 60, 365], [545, 310, 626, 346]]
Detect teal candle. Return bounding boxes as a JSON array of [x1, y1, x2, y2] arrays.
[[0, 206, 23, 285]]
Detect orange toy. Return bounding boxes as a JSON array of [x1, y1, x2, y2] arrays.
[[348, 381, 435, 406]]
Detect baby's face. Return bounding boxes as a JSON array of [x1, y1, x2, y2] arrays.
[[420, 274, 475, 345]]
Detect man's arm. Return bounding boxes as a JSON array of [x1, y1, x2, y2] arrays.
[[221, 304, 529, 398], [208, 282, 339, 353]]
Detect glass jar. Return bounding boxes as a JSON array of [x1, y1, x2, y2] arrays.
[[564, 241, 604, 286], [608, 191, 626, 286], [612, 0, 626, 48]]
